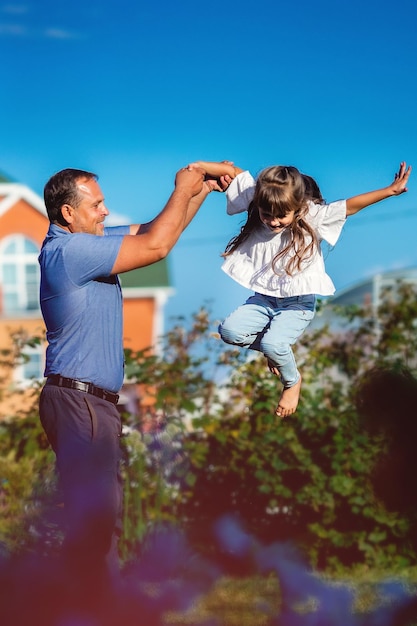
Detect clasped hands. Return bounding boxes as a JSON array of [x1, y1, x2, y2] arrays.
[[186, 160, 238, 193]]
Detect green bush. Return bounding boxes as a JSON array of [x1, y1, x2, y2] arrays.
[[2, 284, 417, 574], [0, 331, 57, 554], [122, 284, 417, 571]]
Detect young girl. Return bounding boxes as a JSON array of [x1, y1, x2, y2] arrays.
[[195, 160, 411, 418]]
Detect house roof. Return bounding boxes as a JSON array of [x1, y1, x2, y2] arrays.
[[312, 266, 417, 331], [120, 258, 171, 289], [0, 182, 47, 217], [331, 266, 417, 307]]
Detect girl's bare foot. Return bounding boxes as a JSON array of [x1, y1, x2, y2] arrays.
[[276, 377, 302, 418]]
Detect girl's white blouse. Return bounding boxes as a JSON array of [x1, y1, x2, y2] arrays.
[[222, 170, 347, 297]]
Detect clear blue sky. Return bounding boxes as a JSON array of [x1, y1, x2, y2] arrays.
[[2, 0, 417, 330]]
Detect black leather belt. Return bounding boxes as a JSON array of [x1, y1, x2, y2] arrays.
[[47, 375, 119, 405]]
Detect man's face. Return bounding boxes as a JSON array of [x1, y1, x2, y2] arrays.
[[69, 178, 109, 236]]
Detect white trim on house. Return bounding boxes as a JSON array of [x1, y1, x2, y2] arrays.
[[0, 183, 46, 217]]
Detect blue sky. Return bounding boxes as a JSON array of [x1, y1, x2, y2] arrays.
[[2, 0, 417, 330]]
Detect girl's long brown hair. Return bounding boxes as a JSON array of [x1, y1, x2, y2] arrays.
[[223, 166, 319, 276]]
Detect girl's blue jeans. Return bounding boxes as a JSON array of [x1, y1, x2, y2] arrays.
[[219, 293, 316, 388]]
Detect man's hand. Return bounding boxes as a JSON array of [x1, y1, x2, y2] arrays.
[[175, 166, 206, 197]]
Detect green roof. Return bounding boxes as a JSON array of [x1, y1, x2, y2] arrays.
[[0, 170, 15, 183], [120, 258, 171, 289]]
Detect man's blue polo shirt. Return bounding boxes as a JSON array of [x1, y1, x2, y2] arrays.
[[39, 223, 130, 392]]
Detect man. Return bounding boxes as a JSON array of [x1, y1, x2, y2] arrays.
[[38, 164, 210, 591]]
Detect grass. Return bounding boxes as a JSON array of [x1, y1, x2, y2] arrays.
[[164, 574, 281, 625], [163, 568, 417, 625]]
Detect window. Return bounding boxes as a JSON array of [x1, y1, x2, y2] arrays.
[[14, 343, 44, 385], [0, 235, 40, 314]]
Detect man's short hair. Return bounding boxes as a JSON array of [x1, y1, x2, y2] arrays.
[[44, 168, 98, 224]]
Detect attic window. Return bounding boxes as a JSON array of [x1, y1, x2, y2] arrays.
[[0, 235, 40, 314]]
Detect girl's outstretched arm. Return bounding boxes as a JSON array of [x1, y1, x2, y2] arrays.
[[346, 161, 411, 217], [190, 161, 244, 179]]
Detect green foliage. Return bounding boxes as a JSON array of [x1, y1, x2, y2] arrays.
[[123, 309, 234, 421], [2, 283, 417, 574], [120, 423, 188, 560], [0, 329, 57, 554], [119, 309, 233, 559], [121, 285, 417, 571], [0, 414, 56, 552], [0, 435, 56, 553]]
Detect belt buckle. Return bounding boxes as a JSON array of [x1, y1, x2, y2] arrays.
[[75, 379, 88, 393]]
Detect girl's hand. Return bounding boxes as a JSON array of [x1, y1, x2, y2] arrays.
[[188, 160, 241, 179], [219, 174, 233, 191], [390, 161, 411, 195], [203, 175, 233, 193], [187, 161, 238, 192], [346, 161, 411, 216]]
